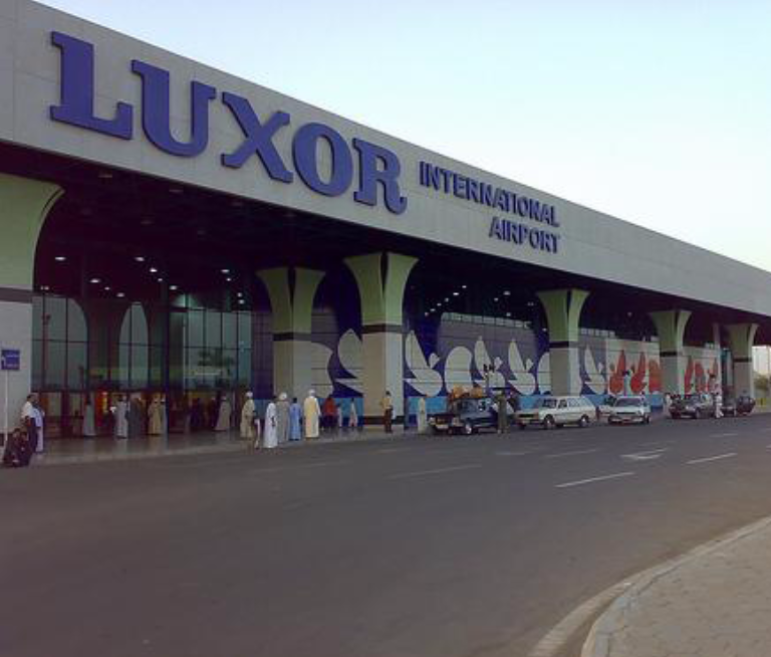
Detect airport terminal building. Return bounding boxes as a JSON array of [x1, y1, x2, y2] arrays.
[[2, 0, 771, 438]]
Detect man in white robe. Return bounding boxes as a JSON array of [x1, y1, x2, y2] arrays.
[[32, 402, 45, 453], [215, 396, 232, 432], [303, 390, 320, 439], [240, 392, 256, 440], [349, 400, 359, 431], [114, 395, 129, 439], [263, 398, 278, 449]]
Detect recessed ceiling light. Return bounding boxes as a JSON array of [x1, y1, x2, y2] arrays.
[[444, 297, 449, 302], [221, 268, 230, 274], [494, 297, 499, 302], [169, 187, 183, 194], [98, 171, 113, 180], [169, 285, 178, 291], [503, 290, 511, 296], [134, 256, 145, 263], [40, 285, 50, 292], [54, 255, 66, 262], [157, 278, 164, 283], [238, 299, 245, 305], [452, 292, 459, 297], [506, 312, 512, 318], [237, 292, 243, 297], [104, 286, 111, 291], [116, 292, 125, 298], [89, 278, 101, 284], [149, 267, 158, 273]]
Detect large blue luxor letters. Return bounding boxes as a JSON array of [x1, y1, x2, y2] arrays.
[[293, 123, 353, 197], [131, 61, 216, 157], [49, 32, 407, 214], [50, 32, 133, 139]]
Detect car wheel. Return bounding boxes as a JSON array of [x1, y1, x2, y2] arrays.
[[543, 416, 555, 430], [643, 415, 651, 425], [462, 422, 474, 436], [579, 415, 590, 428]]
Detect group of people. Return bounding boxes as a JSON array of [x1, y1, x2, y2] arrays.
[[3, 394, 45, 468], [241, 390, 364, 450]]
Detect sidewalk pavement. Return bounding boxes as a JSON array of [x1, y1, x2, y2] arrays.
[[583, 515, 771, 657], [26, 428, 410, 466]]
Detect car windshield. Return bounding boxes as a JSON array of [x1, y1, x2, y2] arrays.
[[616, 398, 643, 407], [534, 398, 558, 409]]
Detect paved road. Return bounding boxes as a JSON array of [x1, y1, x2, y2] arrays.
[[5, 415, 771, 657]]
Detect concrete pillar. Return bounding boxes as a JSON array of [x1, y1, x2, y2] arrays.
[[0, 173, 63, 438], [344, 252, 418, 427], [536, 289, 589, 396], [726, 323, 759, 397], [257, 267, 325, 401], [649, 310, 691, 395]]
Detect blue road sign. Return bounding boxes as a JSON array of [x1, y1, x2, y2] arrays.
[[1, 349, 21, 371]]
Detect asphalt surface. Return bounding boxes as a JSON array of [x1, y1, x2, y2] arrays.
[[5, 414, 771, 657]]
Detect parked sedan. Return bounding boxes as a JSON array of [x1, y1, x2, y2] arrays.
[[607, 396, 651, 425], [669, 393, 714, 419], [429, 396, 513, 435], [515, 396, 596, 430]]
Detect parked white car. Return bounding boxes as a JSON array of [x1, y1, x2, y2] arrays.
[[515, 396, 596, 430], [607, 396, 651, 425]]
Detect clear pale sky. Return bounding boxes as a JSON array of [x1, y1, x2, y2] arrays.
[[41, 0, 771, 273]]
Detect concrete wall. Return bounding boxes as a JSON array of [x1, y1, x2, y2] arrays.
[[2, 0, 771, 318]]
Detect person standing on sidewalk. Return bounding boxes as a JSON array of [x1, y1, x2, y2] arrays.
[[349, 399, 359, 432], [32, 399, 45, 453], [276, 393, 290, 443], [381, 391, 394, 433], [289, 397, 302, 441], [263, 397, 278, 450], [303, 390, 320, 439], [21, 394, 38, 454], [240, 392, 256, 441], [495, 390, 508, 434]]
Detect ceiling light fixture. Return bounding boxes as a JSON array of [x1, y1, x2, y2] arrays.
[[149, 267, 158, 273], [134, 256, 145, 263], [54, 255, 66, 262], [89, 278, 101, 284]]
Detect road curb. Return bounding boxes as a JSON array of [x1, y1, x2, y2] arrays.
[[528, 514, 771, 657]]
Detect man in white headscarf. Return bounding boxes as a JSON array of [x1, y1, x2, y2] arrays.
[[303, 390, 320, 439], [240, 392, 256, 440], [263, 397, 278, 449], [417, 396, 428, 434], [276, 392, 290, 443]]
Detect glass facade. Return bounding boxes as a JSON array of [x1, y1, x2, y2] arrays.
[[32, 293, 266, 437]]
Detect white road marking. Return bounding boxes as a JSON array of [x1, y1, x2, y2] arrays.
[[621, 448, 668, 461], [377, 447, 414, 454], [555, 471, 635, 489], [389, 464, 482, 480], [710, 432, 739, 438], [544, 448, 599, 459], [297, 459, 351, 469], [686, 452, 737, 465], [495, 450, 533, 457], [638, 440, 674, 447]]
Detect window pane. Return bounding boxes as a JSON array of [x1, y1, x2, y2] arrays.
[[130, 304, 149, 345], [237, 348, 251, 387], [237, 312, 252, 348], [131, 343, 149, 389], [188, 310, 204, 347], [67, 343, 87, 390], [46, 296, 67, 341], [223, 312, 236, 348], [205, 310, 221, 348], [67, 299, 88, 341], [116, 344, 130, 390], [45, 340, 66, 390]]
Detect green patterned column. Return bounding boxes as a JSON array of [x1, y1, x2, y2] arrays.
[[0, 173, 63, 436], [344, 252, 418, 427], [726, 323, 759, 397], [649, 310, 692, 395], [537, 289, 589, 395], [257, 267, 325, 400]]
